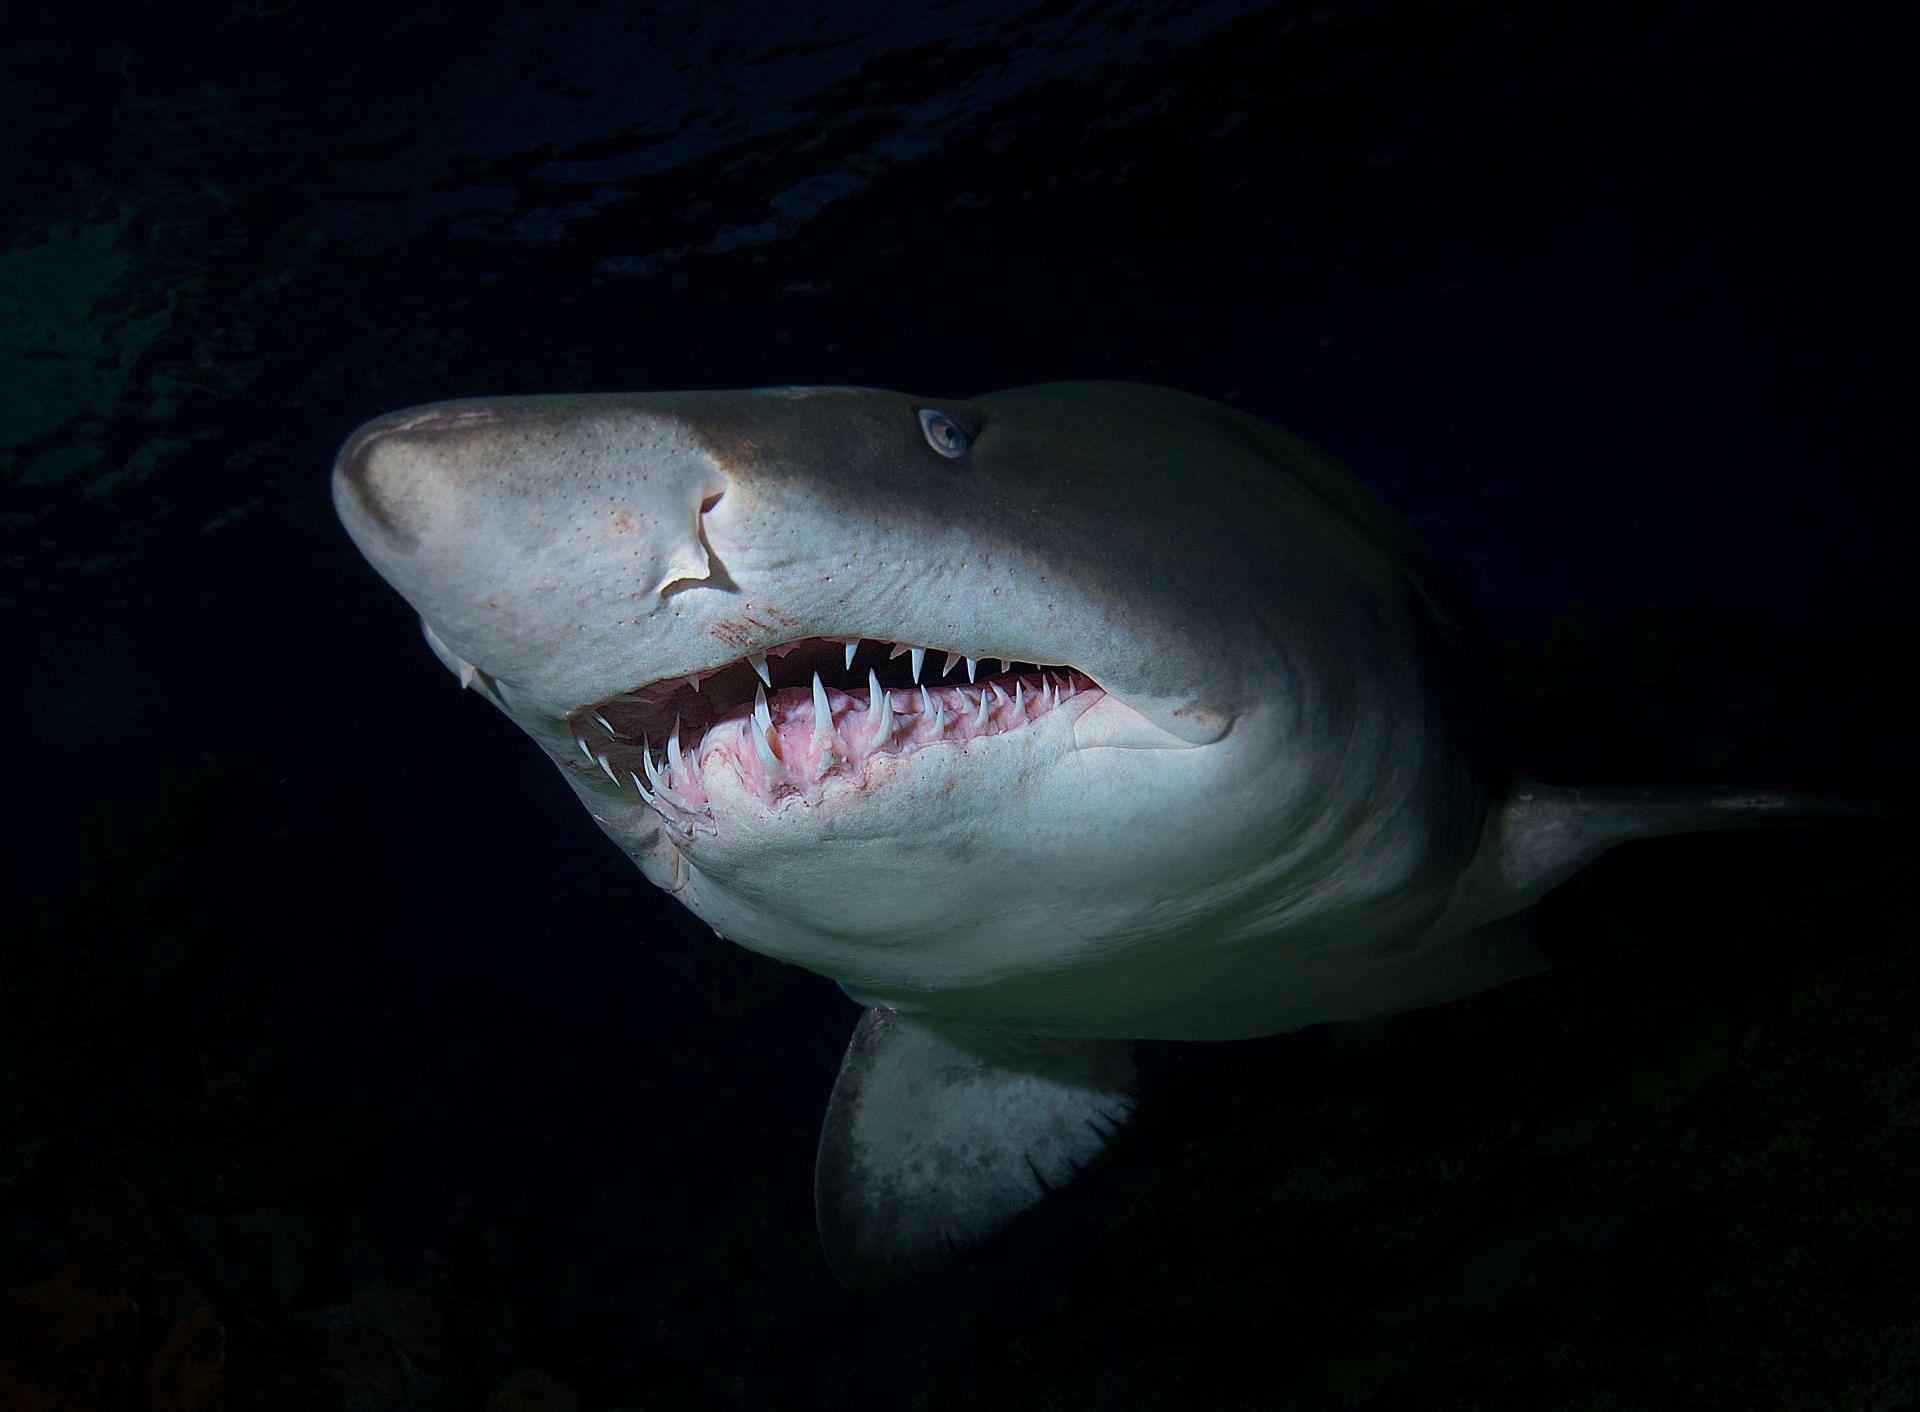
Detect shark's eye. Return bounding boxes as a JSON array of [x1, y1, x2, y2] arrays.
[[918, 408, 967, 459]]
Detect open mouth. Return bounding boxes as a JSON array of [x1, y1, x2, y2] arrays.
[[564, 636, 1102, 827]]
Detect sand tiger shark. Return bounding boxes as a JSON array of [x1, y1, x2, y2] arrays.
[[332, 381, 1868, 1287]]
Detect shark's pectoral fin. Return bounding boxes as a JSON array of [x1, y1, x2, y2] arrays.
[[814, 1007, 1136, 1289]]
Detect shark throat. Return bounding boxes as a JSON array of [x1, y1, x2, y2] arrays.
[[563, 633, 1102, 825]]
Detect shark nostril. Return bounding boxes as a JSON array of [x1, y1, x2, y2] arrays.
[[658, 487, 734, 597]]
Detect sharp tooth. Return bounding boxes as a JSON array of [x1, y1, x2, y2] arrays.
[[973, 689, 990, 730], [1013, 679, 1025, 716], [991, 681, 1010, 705], [867, 668, 892, 747], [889, 642, 911, 659], [910, 646, 925, 683], [965, 656, 978, 682], [844, 640, 858, 671], [811, 671, 835, 744], [748, 651, 771, 687], [998, 659, 1012, 675], [933, 699, 945, 732], [668, 717, 685, 777], [1045, 676, 1057, 710], [593, 711, 618, 737], [941, 651, 963, 678], [629, 770, 656, 804], [596, 753, 620, 786], [754, 685, 783, 761], [643, 749, 691, 809], [576, 735, 594, 763], [751, 718, 782, 778], [686, 673, 701, 694], [643, 748, 665, 791], [919, 684, 932, 715]]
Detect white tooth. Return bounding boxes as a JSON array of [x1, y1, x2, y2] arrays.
[[758, 702, 785, 763], [933, 700, 945, 732], [754, 683, 773, 733], [748, 651, 771, 687], [593, 711, 618, 737], [973, 689, 989, 730], [1013, 679, 1025, 716], [844, 640, 858, 671], [999, 659, 1012, 675], [1045, 676, 1057, 710], [888, 642, 911, 659], [919, 685, 932, 716], [991, 681, 1010, 705], [643, 746, 665, 790], [965, 656, 977, 682], [596, 754, 620, 785], [873, 685, 894, 748], [644, 752, 691, 809], [941, 651, 963, 678], [867, 667, 883, 717], [751, 719, 782, 777], [668, 718, 685, 777], [576, 735, 594, 763], [811, 672, 834, 744], [910, 646, 925, 683], [686, 674, 701, 694], [629, 770, 656, 804]]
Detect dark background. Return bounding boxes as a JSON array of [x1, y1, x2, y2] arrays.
[[2, 1, 1913, 1407]]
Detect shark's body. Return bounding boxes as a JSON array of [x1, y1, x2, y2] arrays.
[[333, 381, 1865, 1285]]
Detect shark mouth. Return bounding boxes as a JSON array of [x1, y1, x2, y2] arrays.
[[564, 636, 1102, 828]]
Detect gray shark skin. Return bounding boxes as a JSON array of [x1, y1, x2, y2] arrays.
[[332, 381, 1872, 1287]]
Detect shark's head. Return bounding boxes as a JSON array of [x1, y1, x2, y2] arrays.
[[333, 382, 1482, 1029]]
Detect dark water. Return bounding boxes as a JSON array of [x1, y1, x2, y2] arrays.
[[2, 2, 1913, 1407]]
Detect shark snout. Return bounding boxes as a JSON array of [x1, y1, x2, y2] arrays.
[[332, 405, 506, 548], [332, 395, 735, 704], [333, 395, 729, 584]]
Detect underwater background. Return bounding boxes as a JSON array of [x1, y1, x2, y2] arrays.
[[2, 1, 1913, 1407]]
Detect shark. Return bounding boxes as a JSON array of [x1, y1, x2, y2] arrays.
[[332, 381, 1871, 1287]]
